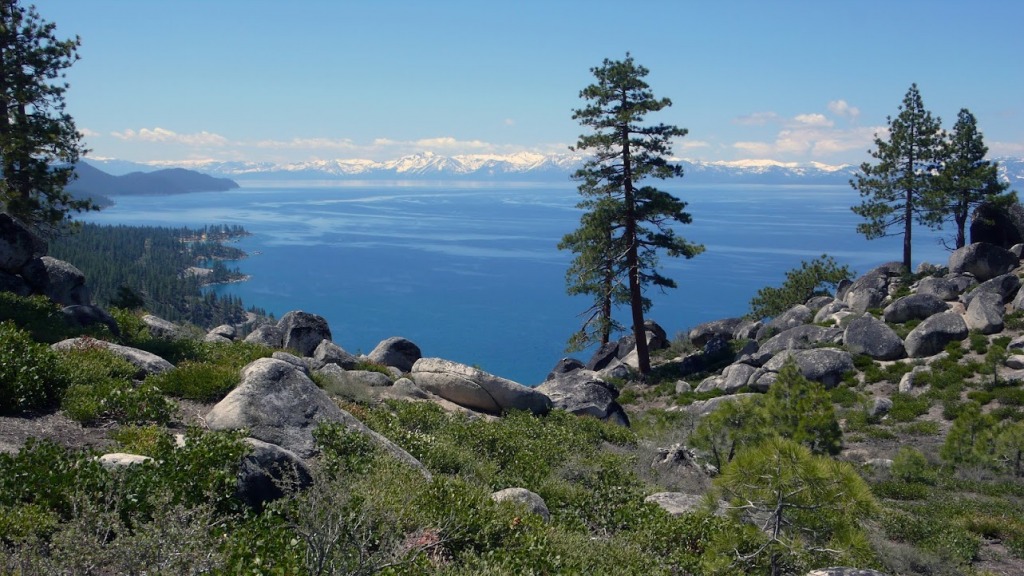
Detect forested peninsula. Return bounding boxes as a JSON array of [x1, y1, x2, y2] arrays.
[[49, 223, 264, 328]]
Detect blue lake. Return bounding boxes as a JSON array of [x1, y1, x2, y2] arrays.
[[83, 181, 951, 384]]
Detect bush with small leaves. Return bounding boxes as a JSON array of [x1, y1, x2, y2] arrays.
[[0, 322, 75, 414], [711, 437, 877, 573], [941, 402, 996, 467], [764, 359, 842, 455], [747, 254, 853, 320]]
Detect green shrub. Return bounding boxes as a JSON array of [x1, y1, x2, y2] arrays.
[[888, 393, 931, 422], [354, 359, 395, 378], [969, 331, 989, 354], [0, 439, 107, 519], [111, 425, 176, 457], [829, 384, 863, 408], [0, 293, 71, 343], [50, 340, 175, 425], [873, 480, 930, 500], [892, 447, 936, 484], [747, 254, 852, 320], [881, 508, 980, 565], [148, 361, 239, 402], [62, 379, 175, 425], [0, 321, 74, 414], [898, 420, 941, 436]]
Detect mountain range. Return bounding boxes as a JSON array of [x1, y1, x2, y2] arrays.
[[81, 153, 1024, 187]]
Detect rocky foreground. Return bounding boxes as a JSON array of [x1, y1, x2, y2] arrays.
[[4, 210, 1024, 574]]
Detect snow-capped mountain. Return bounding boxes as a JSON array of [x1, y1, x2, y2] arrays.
[[83, 153, 1024, 186]]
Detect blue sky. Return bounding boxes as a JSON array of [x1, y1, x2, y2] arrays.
[[38, 0, 1024, 166]]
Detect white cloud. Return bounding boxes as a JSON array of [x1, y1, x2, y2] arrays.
[[731, 124, 885, 163], [251, 137, 357, 150], [504, 118, 516, 126], [111, 127, 228, 147], [828, 99, 861, 120], [793, 113, 833, 127], [990, 140, 1024, 157], [78, 127, 101, 138], [678, 139, 710, 150]]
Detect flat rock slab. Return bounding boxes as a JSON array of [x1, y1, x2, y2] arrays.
[[411, 357, 551, 415]]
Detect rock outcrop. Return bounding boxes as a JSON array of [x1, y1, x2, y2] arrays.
[[206, 358, 430, 478], [367, 336, 422, 373], [277, 310, 332, 356], [410, 358, 551, 416], [536, 369, 628, 426]]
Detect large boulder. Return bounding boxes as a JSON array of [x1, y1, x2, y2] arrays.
[[51, 338, 173, 378], [20, 256, 90, 306], [915, 275, 975, 301], [585, 341, 621, 372], [208, 324, 237, 341], [688, 318, 743, 347], [964, 291, 1005, 334], [843, 316, 905, 360], [244, 323, 284, 349], [236, 438, 312, 510], [759, 325, 843, 355], [904, 312, 969, 358], [536, 369, 628, 426], [311, 339, 358, 370], [0, 213, 46, 272], [843, 263, 903, 312], [206, 358, 429, 477], [813, 300, 850, 324], [277, 311, 332, 357], [948, 242, 1018, 282], [367, 336, 422, 373], [683, 393, 761, 417], [971, 201, 1024, 248], [764, 349, 854, 388], [142, 314, 186, 340], [491, 487, 550, 522], [546, 358, 585, 380], [410, 358, 552, 416], [695, 362, 756, 394], [756, 304, 813, 340], [961, 273, 1020, 307], [316, 365, 392, 388], [882, 293, 948, 324]]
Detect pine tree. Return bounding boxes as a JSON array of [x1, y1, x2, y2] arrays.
[[565, 53, 703, 375], [851, 83, 943, 271], [927, 108, 1013, 249], [0, 0, 91, 232]]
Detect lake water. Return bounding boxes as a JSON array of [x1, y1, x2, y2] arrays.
[[82, 181, 951, 384]]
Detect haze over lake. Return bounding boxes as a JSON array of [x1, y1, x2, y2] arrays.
[[84, 182, 951, 384]]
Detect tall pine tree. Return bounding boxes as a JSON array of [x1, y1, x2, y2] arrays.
[[0, 0, 91, 232], [563, 54, 703, 375], [851, 83, 942, 271], [928, 108, 1013, 249]]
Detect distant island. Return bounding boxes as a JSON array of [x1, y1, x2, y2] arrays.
[[66, 160, 239, 207]]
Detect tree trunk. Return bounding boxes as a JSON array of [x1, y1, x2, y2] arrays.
[[903, 186, 913, 272], [621, 122, 650, 375]]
